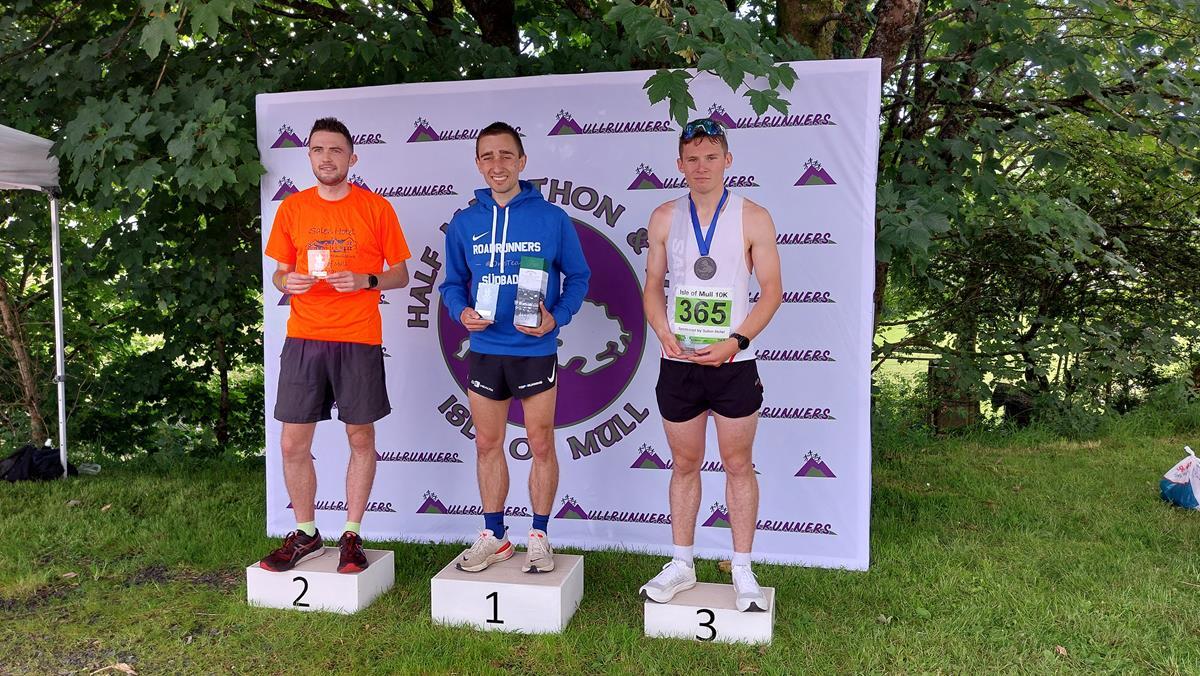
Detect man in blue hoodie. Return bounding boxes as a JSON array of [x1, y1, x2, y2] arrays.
[[439, 121, 591, 574]]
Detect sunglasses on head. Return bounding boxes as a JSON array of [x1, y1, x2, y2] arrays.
[[680, 118, 726, 141]]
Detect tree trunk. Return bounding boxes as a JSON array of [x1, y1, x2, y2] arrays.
[[862, 0, 920, 79], [0, 276, 48, 443], [777, 0, 838, 59], [461, 0, 518, 52]]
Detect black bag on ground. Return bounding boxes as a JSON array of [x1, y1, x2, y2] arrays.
[[0, 444, 77, 481]]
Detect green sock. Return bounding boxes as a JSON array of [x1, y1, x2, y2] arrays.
[[297, 521, 317, 537], [343, 521, 361, 535]]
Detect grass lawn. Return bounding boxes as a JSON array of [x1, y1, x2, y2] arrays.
[[3, 429, 1200, 673]]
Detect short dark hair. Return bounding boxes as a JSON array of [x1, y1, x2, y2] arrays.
[[476, 121, 524, 157], [678, 117, 729, 155], [310, 117, 354, 150]]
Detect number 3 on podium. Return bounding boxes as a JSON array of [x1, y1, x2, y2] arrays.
[[696, 608, 716, 641]]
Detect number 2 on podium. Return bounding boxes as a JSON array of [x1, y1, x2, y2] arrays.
[[292, 576, 310, 607], [486, 591, 504, 624], [696, 608, 717, 641]]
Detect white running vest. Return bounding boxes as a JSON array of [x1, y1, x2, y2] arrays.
[[664, 192, 753, 363]]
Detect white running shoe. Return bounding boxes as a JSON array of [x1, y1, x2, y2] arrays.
[[522, 529, 555, 573], [639, 559, 697, 603], [732, 565, 767, 612], [456, 529, 514, 572]]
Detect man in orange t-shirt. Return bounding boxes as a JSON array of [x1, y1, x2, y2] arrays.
[[259, 118, 411, 575]]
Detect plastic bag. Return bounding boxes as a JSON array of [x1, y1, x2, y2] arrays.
[[1160, 446, 1200, 510]]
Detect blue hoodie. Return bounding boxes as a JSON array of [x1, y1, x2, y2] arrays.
[[440, 180, 591, 356]]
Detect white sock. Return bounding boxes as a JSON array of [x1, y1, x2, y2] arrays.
[[732, 551, 752, 568], [673, 544, 694, 568]]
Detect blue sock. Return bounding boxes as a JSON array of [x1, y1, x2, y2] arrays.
[[484, 511, 505, 539], [532, 513, 549, 533]]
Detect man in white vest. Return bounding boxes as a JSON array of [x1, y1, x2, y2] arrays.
[[639, 118, 783, 611]]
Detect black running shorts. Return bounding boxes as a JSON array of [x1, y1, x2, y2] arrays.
[[467, 352, 557, 401], [655, 358, 764, 423], [274, 337, 390, 425]]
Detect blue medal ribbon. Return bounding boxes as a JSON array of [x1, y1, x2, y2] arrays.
[[688, 188, 729, 258]]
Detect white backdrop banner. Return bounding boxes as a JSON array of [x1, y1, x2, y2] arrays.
[[257, 61, 880, 570]]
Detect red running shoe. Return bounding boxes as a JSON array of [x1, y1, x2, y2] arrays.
[[338, 531, 369, 573], [259, 530, 324, 572]]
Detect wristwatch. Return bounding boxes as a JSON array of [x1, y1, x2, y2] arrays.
[[367, 274, 379, 289], [730, 332, 750, 351]]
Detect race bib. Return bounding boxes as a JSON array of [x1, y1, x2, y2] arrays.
[[672, 285, 733, 351]]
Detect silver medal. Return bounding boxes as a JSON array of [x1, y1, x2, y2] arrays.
[[693, 256, 717, 280]]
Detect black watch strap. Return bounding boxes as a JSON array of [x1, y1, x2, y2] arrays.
[[368, 274, 379, 289], [730, 332, 750, 350]]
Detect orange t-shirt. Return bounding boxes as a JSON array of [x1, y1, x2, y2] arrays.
[[265, 185, 411, 345]]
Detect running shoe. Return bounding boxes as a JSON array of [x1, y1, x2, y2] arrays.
[[456, 529, 514, 572], [337, 531, 369, 574], [258, 529, 324, 572], [638, 559, 697, 603], [522, 529, 555, 573], [732, 565, 767, 612]]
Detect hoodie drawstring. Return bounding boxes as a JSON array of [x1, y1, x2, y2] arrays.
[[487, 204, 511, 273]]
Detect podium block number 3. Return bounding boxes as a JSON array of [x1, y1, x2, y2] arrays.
[[696, 609, 716, 641], [486, 591, 504, 624], [293, 576, 310, 608]]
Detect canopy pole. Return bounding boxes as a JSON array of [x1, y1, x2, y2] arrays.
[[49, 193, 68, 477]]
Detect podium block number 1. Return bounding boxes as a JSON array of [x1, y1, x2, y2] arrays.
[[486, 591, 504, 624], [293, 576, 310, 608], [696, 609, 717, 641]]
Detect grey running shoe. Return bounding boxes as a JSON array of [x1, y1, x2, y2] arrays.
[[456, 529, 514, 572], [638, 559, 697, 603], [522, 529, 555, 573], [732, 565, 767, 612]]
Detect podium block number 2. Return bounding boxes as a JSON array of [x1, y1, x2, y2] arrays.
[[293, 576, 310, 608], [486, 591, 504, 624], [696, 609, 716, 641]]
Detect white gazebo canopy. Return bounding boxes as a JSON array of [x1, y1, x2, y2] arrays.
[[0, 122, 68, 476], [0, 123, 59, 191]]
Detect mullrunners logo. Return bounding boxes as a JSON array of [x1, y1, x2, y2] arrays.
[[349, 174, 457, 198], [760, 406, 835, 420], [702, 502, 732, 528], [754, 348, 836, 362], [439, 217, 647, 428], [286, 499, 396, 513], [376, 450, 463, 463], [416, 491, 530, 517], [272, 177, 299, 201], [750, 290, 835, 304], [552, 494, 671, 524], [707, 103, 836, 130], [796, 451, 836, 478], [629, 443, 756, 473], [702, 500, 837, 534], [270, 124, 386, 148], [548, 109, 673, 136], [627, 163, 758, 191], [777, 232, 836, 245], [408, 117, 522, 143], [794, 158, 837, 186]]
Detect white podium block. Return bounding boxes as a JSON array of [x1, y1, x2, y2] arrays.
[[431, 553, 583, 633], [245, 549, 394, 614], [644, 582, 775, 645]]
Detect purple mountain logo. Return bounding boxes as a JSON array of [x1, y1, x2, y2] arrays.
[[349, 174, 371, 190], [271, 177, 299, 201], [549, 110, 584, 136], [795, 158, 836, 186], [416, 490, 448, 514], [796, 451, 836, 478], [630, 443, 670, 470], [271, 124, 306, 149], [554, 494, 590, 520], [628, 164, 665, 190], [707, 104, 738, 129], [407, 117, 440, 143], [702, 502, 732, 528]]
